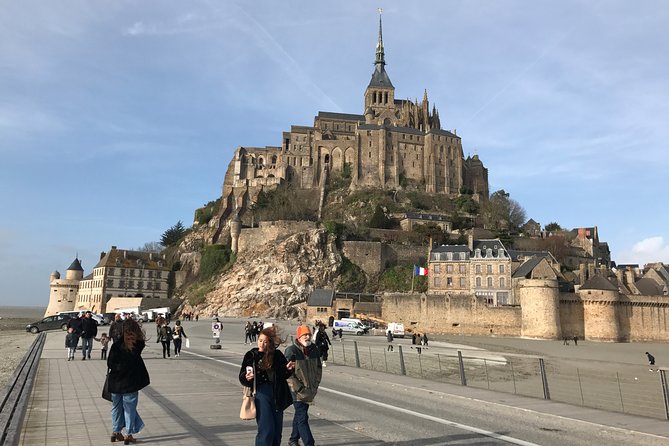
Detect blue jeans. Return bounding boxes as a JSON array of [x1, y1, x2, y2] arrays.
[[255, 382, 283, 446], [82, 337, 93, 358], [290, 400, 314, 446], [111, 392, 145, 435]]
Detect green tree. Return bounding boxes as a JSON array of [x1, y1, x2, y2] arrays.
[[545, 222, 563, 232], [200, 245, 234, 281], [161, 221, 188, 247], [481, 190, 526, 233]]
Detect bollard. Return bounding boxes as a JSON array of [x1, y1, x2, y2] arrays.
[[353, 341, 360, 368], [660, 369, 669, 420], [398, 345, 406, 375], [457, 351, 467, 386], [539, 358, 551, 400]]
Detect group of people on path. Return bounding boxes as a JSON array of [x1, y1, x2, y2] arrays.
[[64, 310, 104, 361], [155, 317, 188, 358], [240, 324, 324, 446], [386, 329, 429, 354], [244, 320, 266, 344]]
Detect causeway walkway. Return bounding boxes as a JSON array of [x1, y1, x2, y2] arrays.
[[19, 329, 669, 445]]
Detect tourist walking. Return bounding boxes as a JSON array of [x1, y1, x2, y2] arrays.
[[107, 318, 150, 445], [386, 330, 394, 352], [422, 332, 429, 348], [65, 328, 77, 361], [239, 326, 294, 446], [572, 335, 578, 346], [646, 352, 656, 371], [109, 313, 123, 342], [314, 323, 331, 366], [172, 320, 187, 357], [66, 312, 83, 351], [95, 332, 110, 360], [245, 321, 253, 344], [80, 310, 98, 360], [157, 318, 173, 359], [285, 325, 322, 446]]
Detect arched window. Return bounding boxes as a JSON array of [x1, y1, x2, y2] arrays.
[[475, 277, 482, 288], [499, 264, 505, 274], [271, 155, 277, 164], [324, 154, 330, 164], [499, 277, 505, 288], [487, 277, 493, 288]]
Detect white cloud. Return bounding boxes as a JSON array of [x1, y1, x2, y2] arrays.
[[618, 237, 669, 266]]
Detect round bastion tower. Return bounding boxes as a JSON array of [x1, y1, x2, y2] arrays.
[[519, 278, 561, 339], [44, 257, 84, 317], [578, 276, 622, 342], [230, 213, 242, 254]]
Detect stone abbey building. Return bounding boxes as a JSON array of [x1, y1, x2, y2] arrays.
[[217, 16, 488, 227]]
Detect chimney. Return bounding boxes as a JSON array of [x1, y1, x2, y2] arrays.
[[467, 233, 474, 251], [123, 250, 127, 259], [100, 251, 106, 260], [149, 253, 153, 261]]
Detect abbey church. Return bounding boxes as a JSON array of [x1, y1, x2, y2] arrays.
[[218, 16, 489, 223]]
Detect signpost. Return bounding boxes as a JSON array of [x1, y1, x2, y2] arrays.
[[211, 321, 222, 349]]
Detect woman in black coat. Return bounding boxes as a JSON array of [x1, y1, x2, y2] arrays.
[[239, 326, 295, 446], [107, 318, 150, 445]]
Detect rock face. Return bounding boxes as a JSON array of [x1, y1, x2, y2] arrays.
[[196, 229, 341, 319]]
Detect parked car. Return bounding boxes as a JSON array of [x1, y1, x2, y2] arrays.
[[26, 314, 72, 334], [333, 319, 367, 336], [57, 310, 107, 326]]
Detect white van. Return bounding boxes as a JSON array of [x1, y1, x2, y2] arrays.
[[387, 322, 405, 338], [333, 319, 366, 336]]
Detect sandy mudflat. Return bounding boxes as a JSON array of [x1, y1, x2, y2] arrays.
[[0, 306, 47, 390]]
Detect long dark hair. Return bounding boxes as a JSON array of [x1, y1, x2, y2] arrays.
[[257, 326, 287, 370], [121, 318, 145, 351]]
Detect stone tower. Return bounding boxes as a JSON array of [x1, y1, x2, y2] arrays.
[[578, 276, 623, 341], [44, 257, 84, 317], [519, 278, 561, 339]]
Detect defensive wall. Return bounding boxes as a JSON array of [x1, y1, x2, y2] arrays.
[[342, 241, 426, 275], [238, 221, 317, 252], [380, 281, 669, 342]]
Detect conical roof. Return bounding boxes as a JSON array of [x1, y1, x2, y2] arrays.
[[67, 258, 83, 271]]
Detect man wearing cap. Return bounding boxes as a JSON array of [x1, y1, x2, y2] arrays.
[[284, 325, 322, 446]]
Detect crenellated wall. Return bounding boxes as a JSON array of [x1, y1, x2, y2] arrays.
[[237, 221, 318, 252]]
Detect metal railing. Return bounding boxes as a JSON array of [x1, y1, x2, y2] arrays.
[[328, 340, 669, 420], [0, 333, 46, 446]]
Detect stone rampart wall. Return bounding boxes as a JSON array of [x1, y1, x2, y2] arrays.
[[238, 221, 317, 252], [342, 241, 427, 275], [382, 293, 521, 336]]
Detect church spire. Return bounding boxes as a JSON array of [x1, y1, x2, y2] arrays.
[[375, 8, 385, 67]]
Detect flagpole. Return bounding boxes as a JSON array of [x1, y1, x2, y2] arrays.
[[411, 265, 415, 294]]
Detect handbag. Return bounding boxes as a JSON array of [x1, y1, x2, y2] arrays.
[[240, 364, 257, 420], [102, 370, 112, 402]]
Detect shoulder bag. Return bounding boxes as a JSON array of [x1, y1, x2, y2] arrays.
[[102, 369, 112, 402], [240, 364, 257, 420]]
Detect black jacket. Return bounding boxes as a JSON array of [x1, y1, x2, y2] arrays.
[[107, 340, 150, 394], [239, 348, 293, 412], [81, 316, 98, 339], [67, 317, 83, 335]]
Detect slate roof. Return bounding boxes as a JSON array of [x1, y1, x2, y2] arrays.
[[307, 289, 335, 307], [405, 212, 449, 222], [67, 258, 83, 271], [94, 247, 169, 270], [368, 65, 393, 88], [431, 245, 470, 253], [511, 256, 545, 279], [507, 250, 553, 263], [580, 275, 618, 291], [634, 278, 664, 296], [317, 112, 365, 122]]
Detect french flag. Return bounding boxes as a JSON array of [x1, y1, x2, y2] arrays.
[[414, 265, 428, 276]]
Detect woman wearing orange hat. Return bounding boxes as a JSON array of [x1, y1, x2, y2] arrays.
[[239, 326, 295, 446]]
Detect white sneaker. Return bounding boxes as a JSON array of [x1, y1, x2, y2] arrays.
[[322, 362, 327, 367]]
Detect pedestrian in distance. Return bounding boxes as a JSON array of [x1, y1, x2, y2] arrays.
[[386, 330, 394, 352], [66, 312, 83, 352], [65, 328, 77, 361], [80, 310, 98, 360], [646, 352, 656, 371], [157, 318, 173, 359], [95, 332, 110, 360], [572, 335, 578, 346], [245, 321, 253, 344], [109, 313, 123, 342], [563, 336, 570, 346], [172, 320, 187, 357], [422, 332, 429, 348], [314, 323, 332, 366], [239, 326, 295, 446], [107, 318, 150, 445], [285, 325, 323, 446], [416, 333, 422, 355]]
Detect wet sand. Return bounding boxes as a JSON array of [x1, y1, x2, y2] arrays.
[[0, 306, 46, 389]]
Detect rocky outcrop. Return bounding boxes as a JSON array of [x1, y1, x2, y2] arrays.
[[195, 229, 341, 319]]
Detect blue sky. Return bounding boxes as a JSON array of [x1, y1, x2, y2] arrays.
[[2, 1, 668, 307]]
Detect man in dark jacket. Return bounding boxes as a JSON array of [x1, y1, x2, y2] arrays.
[[80, 311, 98, 360], [66, 313, 83, 352], [284, 325, 322, 446]]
